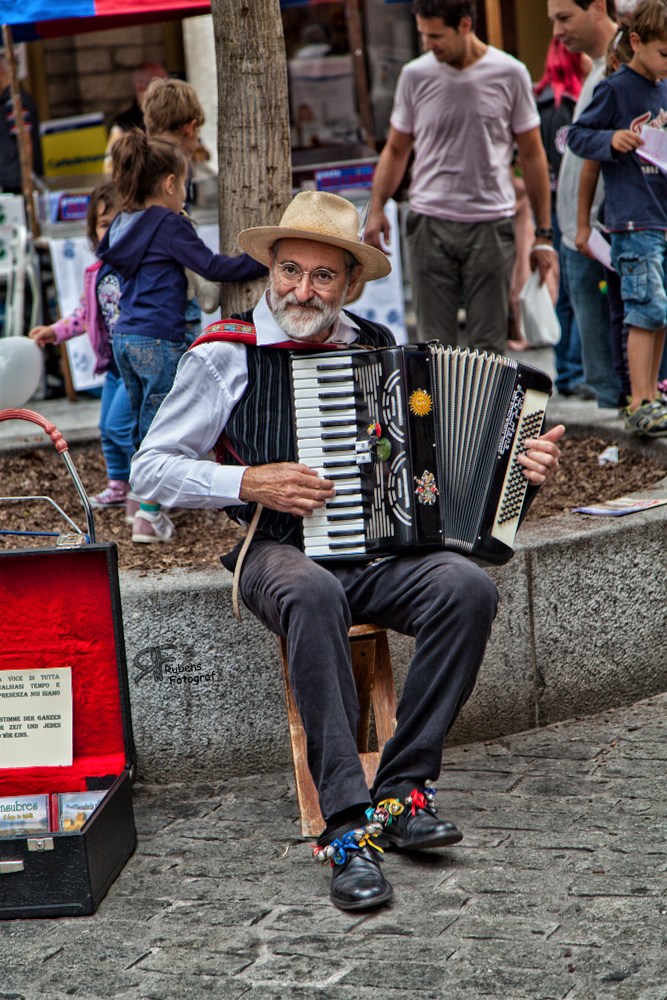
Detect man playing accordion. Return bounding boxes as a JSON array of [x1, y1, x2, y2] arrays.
[[132, 191, 564, 912]]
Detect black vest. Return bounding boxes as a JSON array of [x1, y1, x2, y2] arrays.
[[223, 309, 395, 547]]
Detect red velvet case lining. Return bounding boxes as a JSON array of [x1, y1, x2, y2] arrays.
[[0, 549, 127, 795]]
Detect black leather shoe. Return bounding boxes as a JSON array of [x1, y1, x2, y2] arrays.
[[373, 785, 462, 851], [314, 819, 393, 911], [330, 843, 393, 911]]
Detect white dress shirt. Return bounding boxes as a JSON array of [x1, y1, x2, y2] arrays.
[[130, 293, 361, 508]]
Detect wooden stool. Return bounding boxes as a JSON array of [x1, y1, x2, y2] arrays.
[[278, 623, 397, 837]]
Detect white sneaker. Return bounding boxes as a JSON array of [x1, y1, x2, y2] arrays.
[[131, 509, 176, 543]]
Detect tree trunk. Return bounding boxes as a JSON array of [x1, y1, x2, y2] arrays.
[[211, 0, 292, 318]]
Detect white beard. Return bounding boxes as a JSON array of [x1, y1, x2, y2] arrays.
[[269, 287, 344, 341]]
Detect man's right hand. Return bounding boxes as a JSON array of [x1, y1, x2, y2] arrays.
[[239, 463, 336, 517], [364, 208, 391, 254], [29, 325, 57, 346]]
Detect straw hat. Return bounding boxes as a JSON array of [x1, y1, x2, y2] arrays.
[[237, 191, 392, 282]]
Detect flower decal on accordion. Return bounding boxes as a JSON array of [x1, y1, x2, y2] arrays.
[[414, 470, 439, 505], [408, 388, 432, 416]]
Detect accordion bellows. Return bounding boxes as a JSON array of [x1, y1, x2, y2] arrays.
[[291, 344, 552, 565]]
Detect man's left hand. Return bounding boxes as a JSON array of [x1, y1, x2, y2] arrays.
[[530, 239, 557, 286], [518, 424, 565, 485]]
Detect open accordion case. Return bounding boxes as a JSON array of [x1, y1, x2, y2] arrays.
[[0, 410, 136, 920]]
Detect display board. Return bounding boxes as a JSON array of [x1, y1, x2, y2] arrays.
[[47, 236, 104, 393]]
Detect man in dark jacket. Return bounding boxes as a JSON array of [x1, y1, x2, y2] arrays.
[[131, 192, 564, 913], [0, 55, 43, 194]]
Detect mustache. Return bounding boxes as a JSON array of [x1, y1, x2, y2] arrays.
[[277, 290, 327, 311]]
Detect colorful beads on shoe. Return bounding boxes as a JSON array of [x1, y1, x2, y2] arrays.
[[313, 810, 388, 867]]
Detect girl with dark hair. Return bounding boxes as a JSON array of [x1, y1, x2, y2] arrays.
[[29, 180, 137, 512], [535, 37, 593, 397], [98, 130, 267, 543]]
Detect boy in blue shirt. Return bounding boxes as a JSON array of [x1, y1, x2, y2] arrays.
[[569, 0, 667, 435]]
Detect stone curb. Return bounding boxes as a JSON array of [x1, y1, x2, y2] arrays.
[[119, 487, 667, 783]]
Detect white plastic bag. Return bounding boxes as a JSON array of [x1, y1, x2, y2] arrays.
[[518, 269, 561, 347]]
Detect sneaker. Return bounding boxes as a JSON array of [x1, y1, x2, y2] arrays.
[[131, 509, 176, 543], [646, 403, 667, 437], [125, 492, 141, 525], [625, 400, 667, 437], [89, 480, 130, 509]]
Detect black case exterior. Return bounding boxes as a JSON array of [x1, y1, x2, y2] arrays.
[[0, 543, 137, 920]]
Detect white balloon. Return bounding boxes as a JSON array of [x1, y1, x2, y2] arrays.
[[0, 337, 43, 409]]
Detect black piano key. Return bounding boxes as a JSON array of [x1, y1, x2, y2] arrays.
[[320, 404, 357, 413], [317, 391, 357, 400], [327, 513, 364, 522], [321, 431, 357, 440], [317, 375, 353, 384], [322, 444, 356, 453], [320, 418, 363, 427], [329, 541, 366, 550], [327, 529, 366, 537], [323, 461, 358, 469]]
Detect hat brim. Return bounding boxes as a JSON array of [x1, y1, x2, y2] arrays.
[[237, 226, 392, 282]]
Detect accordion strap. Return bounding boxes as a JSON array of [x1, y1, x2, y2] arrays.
[[190, 319, 340, 352]]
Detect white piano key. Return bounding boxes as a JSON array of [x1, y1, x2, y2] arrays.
[[304, 543, 367, 557], [299, 449, 355, 461], [296, 433, 358, 448], [296, 409, 357, 424], [292, 356, 355, 370], [292, 367, 354, 381]]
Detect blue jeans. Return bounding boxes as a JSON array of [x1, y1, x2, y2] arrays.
[[99, 369, 136, 481], [553, 214, 584, 392], [560, 244, 620, 408], [113, 333, 186, 450], [610, 229, 667, 331]]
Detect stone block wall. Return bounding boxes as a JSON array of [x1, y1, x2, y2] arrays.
[[43, 24, 165, 125]]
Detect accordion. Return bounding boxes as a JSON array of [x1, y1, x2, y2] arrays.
[[290, 344, 552, 565]]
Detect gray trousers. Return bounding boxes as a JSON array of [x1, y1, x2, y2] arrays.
[[239, 540, 499, 820], [406, 212, 516, 354]]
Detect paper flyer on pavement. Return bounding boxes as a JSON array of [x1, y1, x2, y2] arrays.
[[573, 497, 667, 516]]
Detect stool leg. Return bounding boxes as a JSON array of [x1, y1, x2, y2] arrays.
[[370, 630, 397, 750], [278, 636, 325, 838], [349, 636, 376, 753]]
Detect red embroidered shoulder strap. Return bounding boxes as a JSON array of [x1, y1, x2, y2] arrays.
[[189, 319, 339, 351]]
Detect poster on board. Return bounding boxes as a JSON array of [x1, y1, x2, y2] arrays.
[[48, 236, 105, 392]]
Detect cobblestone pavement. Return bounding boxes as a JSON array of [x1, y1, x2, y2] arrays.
[[2, 693, 667, 1000]]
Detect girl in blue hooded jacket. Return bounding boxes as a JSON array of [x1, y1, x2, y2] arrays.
[[98, 129, 267, 543]]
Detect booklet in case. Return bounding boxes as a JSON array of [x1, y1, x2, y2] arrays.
[[0, 795, 49, 837]]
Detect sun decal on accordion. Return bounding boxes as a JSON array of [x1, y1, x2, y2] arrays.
[[409, 389, 432, 416], [414, 470, 439, 505]]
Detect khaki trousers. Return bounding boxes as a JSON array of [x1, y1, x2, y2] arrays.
[[406, 212, 516, 355]]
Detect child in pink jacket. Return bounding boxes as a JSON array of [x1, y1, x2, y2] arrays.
[[30, 180, 137, 514]]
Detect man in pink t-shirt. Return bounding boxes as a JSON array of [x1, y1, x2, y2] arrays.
[[365, 0, 556, 354]]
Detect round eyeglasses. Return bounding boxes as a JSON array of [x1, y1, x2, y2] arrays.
[[276, 261, 346, 292]]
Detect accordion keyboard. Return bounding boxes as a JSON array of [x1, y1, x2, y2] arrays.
[[291, 354, 371, 559]]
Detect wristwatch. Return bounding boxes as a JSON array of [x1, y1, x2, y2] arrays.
[[534, 227, 555, 241]]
